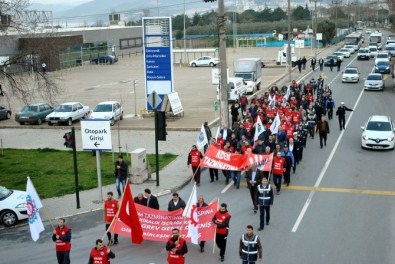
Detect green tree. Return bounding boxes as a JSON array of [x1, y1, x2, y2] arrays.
[[304, 4, 311, 20], [292, 5, 306, 20], [239, 9, 258, 23], [172, 14, 190, 31], [175, 30, 183, 40], [272, 7, 287, 21], [192, 12, 201, 26], [256, 7, 273, 22], [317, 20, 336, 45]]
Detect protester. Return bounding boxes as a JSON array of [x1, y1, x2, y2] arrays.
[[144, 188, 160, 209], [239, 225, 263, 264], [203, 121, 212, 152], [187, 145, 203, 186], [213, 203, 231, 262], [168, 193, 186, 211], [311, 57, 316, 71], [88, 239, 115, 264], [104, 191, 119, 245], [134, 193, 147, 206], [197, 195, 208, 252], [52, 218, 71, 264], [166, 228, 188, 264], [272, 151, 286, 194], [114, 155, 128, 198], [316, 115, 330, 149], [246, 164, 264, 213]]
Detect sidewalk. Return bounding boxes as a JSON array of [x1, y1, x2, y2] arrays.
[[38, 43, 343, 220]]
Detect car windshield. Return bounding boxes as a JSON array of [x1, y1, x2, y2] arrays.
[[0, 186, 12, 200], [345, 69, 357, 74], [367, 121, 392, 131], [234, 73, 252, 80], [21, 106, 38, 112], [377, 54, 388, 58], [377, 61, 389, 66], [340, 49, 349, 52], [367, 75, 382, 80], [93, 104, 112, 112], [369, 47, 377, 51], [54, 105, 72, 112], [359, 50, 367, 53], [386, 46, 395, 50]]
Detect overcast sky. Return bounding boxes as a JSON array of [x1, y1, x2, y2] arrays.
[[31, 0, 89, 5]]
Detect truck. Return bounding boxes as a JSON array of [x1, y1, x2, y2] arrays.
[[217, 77, 247, 101], [233, 58, 262, 94], [277, 44, 297, 66]]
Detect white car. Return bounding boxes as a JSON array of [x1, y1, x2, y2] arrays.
[[375, 52, 390, 64], [90, 101, 123, 126], [368, 46, 378, 57], [343, 45, 355, 54], [188, 56, 219, 67], [365, 29, 372, 34], [361, 115, 395, 150], [0, 186, 28, 227], [339, 48, 351, 58], [385, 44, 395, 57], [364, 73, 384, 90], [46, 102, 90, 126], [333, 52, 344, 61], [342, 67, 360, 83]]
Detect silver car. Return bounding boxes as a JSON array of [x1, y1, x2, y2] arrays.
[[364, 73, 384, 90]]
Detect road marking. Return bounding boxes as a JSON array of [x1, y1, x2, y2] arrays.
[[221, 182, 234, 193], [291, 55, 365, 233], [283, 185, 395, 196]]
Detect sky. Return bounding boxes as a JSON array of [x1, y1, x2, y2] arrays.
[[31, 0, 90, 5]]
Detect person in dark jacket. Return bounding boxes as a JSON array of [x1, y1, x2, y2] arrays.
[[134, 193, 147, 206], [336, 102, 353, 131], [316, 115, 330, 148], [336, 57, 342, 71], [144, 188, 160, 209], [246, 164, 264, 213], [302, 56, 307, 70], [239, 225, 263, 263], [203, 121, 212, 153], [230, 101, 240, 128], [297, 58, 302, 73], [329, 57, 335, 71], [319, 57, 324, 71], [311, 57, 317, 71], [114, 155, 128, 198], [168, 193, 186, 211], [257, 177, 274, 230]]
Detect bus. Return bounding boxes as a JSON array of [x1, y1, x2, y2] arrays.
[[369, 32, 382, 43], [344, 33, 362, 50]]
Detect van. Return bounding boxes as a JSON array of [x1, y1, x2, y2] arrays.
[[217, 77, 247, 101]]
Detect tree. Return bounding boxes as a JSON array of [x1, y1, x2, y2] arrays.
[[239, 9, 258, 23], [192, 12, 201, 26], [256, 7, 273, 22], [0, 0, 61, 104], [272, 7, 287, 21], [292, 5, 306, 20], [317, 20, 336, 45]]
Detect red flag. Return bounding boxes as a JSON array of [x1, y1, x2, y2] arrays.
[[118, 180, 144, 244]]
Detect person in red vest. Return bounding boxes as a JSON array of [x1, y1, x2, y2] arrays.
[[213, 203, 232, 262], [165, 228, 188, 264], [52, 218, 71, 264], [104, 191, 119, 245], [187, 145, 203, 186], [272, 151, 286, 195], [88, 239, 115, 264]]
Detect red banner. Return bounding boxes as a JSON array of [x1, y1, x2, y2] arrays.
[[201, 145, 273, 171], [108, 200, 218, 242]]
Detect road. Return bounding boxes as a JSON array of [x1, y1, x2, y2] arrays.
[[1, 34, 395, 263]]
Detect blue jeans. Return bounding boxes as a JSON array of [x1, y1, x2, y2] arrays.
[[231, 171, 241, 189], [116, 177, 126, 197], [242, 260, 256, 264]]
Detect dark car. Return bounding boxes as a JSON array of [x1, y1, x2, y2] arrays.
[[374, 61, 392, 74], [91, 55, 118, 64], [15, 103, 53, 125], [0, 106, 11, 120]]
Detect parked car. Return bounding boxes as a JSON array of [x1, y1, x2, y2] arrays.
[[0, 106, 11, 120], [339, 48, 351, 58], [357, 48, 370, 60], [90, 101, 123, 126], [15, 103, 53, 125], [0, 186, 28, 227], [374, 61, 392, 74], [45, 102, 90, 126], [361, 115, 395, 150], [90, 55, 118, 64], [188, 56, 219, 67], [342, 67, 360, 83], [364, 73, 384, 90]]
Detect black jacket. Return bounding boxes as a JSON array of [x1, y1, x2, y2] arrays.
[[147, 194, 160, 209], [336, 106, 353, 118], [114, 160, 128, 180]]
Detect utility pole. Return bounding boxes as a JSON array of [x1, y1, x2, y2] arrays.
[[218, 0, 229, 128], [287, 0, 292, 82]]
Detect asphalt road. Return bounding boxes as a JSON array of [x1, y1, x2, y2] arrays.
[[1, 33, 395, 263]]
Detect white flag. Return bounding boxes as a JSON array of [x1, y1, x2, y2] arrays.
[[215, 126, 220, 140], [182, 184, 199, 244], [284, 85, 291, 101], [196, 124, 208, 150], [26, 177, 45, 241], [253, 116, 265, 142], [270, 113, 281, 134], [268, 94, 276, 109]]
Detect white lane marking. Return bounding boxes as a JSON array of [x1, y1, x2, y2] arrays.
[[221, 181, 234, 193], [291, 59, 365, 233]]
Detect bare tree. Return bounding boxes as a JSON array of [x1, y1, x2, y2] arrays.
[[1, 0, 62, 105]]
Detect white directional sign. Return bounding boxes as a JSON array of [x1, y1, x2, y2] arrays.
[[80, 119, 112, 151]]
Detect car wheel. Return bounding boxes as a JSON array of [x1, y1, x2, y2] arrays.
[[209, 62, 214, 67], [37, 118, 43, 125], [48, 122, 53, 126], [110, 118, 115, 126], [67, 118, 72, 126], [191, 63, 197, 67], [0, 210, 18, 227], [6, 112, 11, 119]]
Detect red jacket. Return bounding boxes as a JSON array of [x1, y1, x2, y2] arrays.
[[104, 199, 118, 223], [272, 156, 285, 175], [166, 237, 187, 264], [187, 150, 202, 167], [213, 211, 231, 235], [90, 246, 113, 264], [54, 226, 71, 252]]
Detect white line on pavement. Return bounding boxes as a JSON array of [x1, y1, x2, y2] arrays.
[[221, 182, 234, 193], [291, 56, 364, 233]]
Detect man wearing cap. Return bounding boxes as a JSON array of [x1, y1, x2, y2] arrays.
[[213, 203, 231, 262], [336, 102, 353, 131], [325, 95, 336, 120]]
